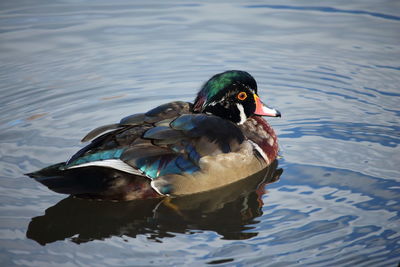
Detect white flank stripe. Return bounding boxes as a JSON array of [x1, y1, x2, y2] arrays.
[[236, 103, 247, 124], [248, 140, 269, 163], [150, 181, 166, 196], [68, 159, 145, 176]]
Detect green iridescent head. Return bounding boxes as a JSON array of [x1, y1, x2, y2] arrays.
[[193, 70, 280, 124], [194, 70, 257, 109]]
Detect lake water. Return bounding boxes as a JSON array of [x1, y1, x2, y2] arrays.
[[1, 0, 399, 266]]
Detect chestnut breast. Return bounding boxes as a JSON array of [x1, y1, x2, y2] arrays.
[[240, 116, 279, 163]]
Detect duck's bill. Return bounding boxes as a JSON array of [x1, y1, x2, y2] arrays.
[[254, 94, 281, 117]]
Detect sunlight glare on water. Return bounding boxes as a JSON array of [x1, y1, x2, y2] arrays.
[[0, 0, 399, 266]]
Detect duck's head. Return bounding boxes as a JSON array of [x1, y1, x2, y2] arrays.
[[193, 70, 281, 124]]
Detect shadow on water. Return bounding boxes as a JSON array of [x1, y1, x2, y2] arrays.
[[26, 161, 283, 245]]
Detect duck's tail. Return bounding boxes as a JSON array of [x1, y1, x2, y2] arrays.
[[26, 162, 108, 195], [26, 164, 160, 200]]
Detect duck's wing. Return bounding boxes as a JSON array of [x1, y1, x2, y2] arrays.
[[80, 101, 192, 143], [28, 112, 250, 198], [67, 101, 192, 164], [65, 113, 245, 179], [57, 99, 246, 195]]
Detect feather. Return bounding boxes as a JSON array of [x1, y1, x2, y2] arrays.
[[121, 145, 173, 162], [169, 114, 196, 131], [119, 113, 146, 125], [145, 101, 191, 118], [66, 148, 125, 167], [143, 126, 185, 140], [67, 159, 145, 176], [135, 154, 200, 179], [81, 123, 121, 142]]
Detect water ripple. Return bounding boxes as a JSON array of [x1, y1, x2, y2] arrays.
[[244, 4, 400, 21]]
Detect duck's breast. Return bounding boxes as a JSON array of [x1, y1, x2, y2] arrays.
[[240, 116, 279, 164]]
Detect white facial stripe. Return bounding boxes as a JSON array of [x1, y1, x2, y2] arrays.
[[236, 103, 247, 124]]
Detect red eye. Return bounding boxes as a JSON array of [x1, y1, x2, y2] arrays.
[[237, 92, 247, 101]]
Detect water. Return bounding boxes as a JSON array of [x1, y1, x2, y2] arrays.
[[1, 0, 399, 266]]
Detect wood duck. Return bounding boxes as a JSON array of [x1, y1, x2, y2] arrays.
[[27, 70, 281, 200]]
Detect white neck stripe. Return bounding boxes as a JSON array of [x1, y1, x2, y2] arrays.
[[236, 103, 247, 124]]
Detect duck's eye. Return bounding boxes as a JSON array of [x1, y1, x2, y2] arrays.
[[237, 92, 247, 101]]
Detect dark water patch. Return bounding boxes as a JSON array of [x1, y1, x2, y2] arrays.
[[207, 258, 234, 265], [364, 87, 400, 97], [374, 65, 400, 71], [244, 4, 400, 21]]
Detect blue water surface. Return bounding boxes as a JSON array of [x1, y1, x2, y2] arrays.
[[0, 0, 399, 266]]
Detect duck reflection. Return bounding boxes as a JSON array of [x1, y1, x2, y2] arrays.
[[27, 161, 282, 245]]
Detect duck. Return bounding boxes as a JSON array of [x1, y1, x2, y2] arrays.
[[27, 70, 281, 201]]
